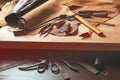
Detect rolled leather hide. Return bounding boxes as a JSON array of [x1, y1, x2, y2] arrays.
[[18, 0, 69, 32]]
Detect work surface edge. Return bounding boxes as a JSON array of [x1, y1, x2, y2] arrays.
[[0, 41, 120, 51]]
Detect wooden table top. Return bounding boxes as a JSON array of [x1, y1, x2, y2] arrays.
[[0, 0, 120, 51]]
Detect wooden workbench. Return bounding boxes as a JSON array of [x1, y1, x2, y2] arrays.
[[0, 13, 120, 51], [0, 1, 120, 80]]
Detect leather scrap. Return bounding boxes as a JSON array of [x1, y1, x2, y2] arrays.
[[50, 20, 80, 36], [64, 0, 120, 23]]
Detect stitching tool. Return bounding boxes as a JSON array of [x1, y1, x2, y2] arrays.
[[94, 57, 109, 76], [37, 60, 48, 73], [68, 56, 99, 75], [18, 59, 47, 72], [63, 60, 79, 73], [39, 19, 58, 37], [57, 56, 79, 73], [49, 59, 60, 74], [0, 60, 26, 72]]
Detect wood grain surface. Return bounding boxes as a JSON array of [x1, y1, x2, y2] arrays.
[[0, 0, 120, 51]]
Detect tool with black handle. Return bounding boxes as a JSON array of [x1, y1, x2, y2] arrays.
[[18, 0, 48, 16], [63, 61, 79, 73], [5, 0, 29, 25], [78, 10, 108, 18], [68, 56, 99, 75], [94, 57, 109, 76]]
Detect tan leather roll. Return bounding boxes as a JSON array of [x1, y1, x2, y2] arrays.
[[18, 0, 69, 31]]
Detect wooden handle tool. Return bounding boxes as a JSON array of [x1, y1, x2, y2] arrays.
[[74, 15, 104, 36]]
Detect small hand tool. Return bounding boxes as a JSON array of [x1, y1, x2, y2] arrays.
[[68, 5, 81, 10], [5, 0, 29, 25], [86, 19, 116, 27], [49, 59, 60, 74], [38, 15, 69, 37], [53, 56, 70, 80], [55, 19, 65, 28], [58, 61, 70, 80], [61, 71, 70, 80], [58, 57, 79, 73], [78, 10, 108, 18], [37, 63, 47, 73], [68, 56, 99, 75], [94, 57, 102, 70], [79, 23, 99, 39], [39, 23, 53, 37], [39, 19, 58, 37], [57, 20, 71, 33], [50, 16, 80, 37], [77, 60, 99, 75], [37, 59, 48, 73], [63, 61, 79, 73], [0, 60, 27, 72], [48, 55, 60, 74], [18, 59, 47, 71], [74, 14, 104, 37], [94, 57, 109, 76], [29, 14, 67, 31], [19, 0, 48, 16]]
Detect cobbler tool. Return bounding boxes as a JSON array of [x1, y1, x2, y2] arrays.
[[78, 10, 108, 18], [61, 71, 70, 80], [49, 59, 60, 74], [86, 19, 116, 27], [74, 14, 104, 37], [18, 59, 47, 72], [18, 0, 48, 16], [0, 60, 26, 72], [63, 60, 79, 72], [5, 0, 29, 25], [94, 57, 102, 70], [68, 56, 99, 75], [37, 60, 48, 73], [39, 18, 59, 37], [94, 57, 109, 76]]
